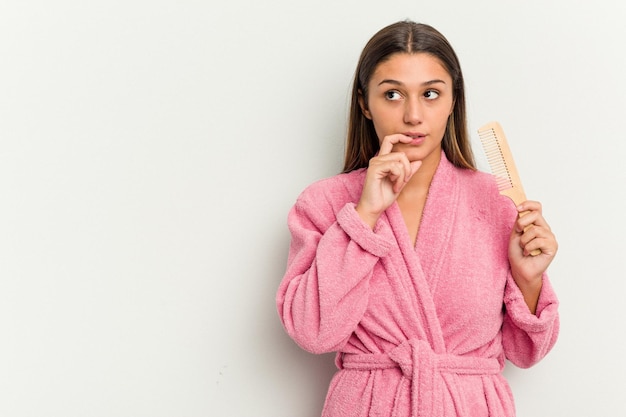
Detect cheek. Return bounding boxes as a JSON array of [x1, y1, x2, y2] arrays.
[[368, 105, 394, 128], [437, 105, 454, 127]]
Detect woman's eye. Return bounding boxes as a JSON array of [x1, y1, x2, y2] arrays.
[[385, 91, 402, 100], [424, 90, 440, 100]]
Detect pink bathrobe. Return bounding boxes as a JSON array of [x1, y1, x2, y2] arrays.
[[276, 153, 559, 417]]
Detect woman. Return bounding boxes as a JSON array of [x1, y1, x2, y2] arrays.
[[276, 20, 559, 417]]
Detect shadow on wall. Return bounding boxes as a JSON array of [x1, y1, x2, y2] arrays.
[[252, 226, 337, 417], [265, 287, 337, 415]]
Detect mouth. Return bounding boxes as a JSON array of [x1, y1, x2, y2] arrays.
[[404, 132, 426, 145]]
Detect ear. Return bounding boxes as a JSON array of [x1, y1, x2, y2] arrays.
[[358, 89, 372, 120]]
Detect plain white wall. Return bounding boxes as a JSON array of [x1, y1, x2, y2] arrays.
[[1, 0, 625, 416]]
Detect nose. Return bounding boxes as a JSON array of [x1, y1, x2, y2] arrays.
[[403, 97, 422, 125]]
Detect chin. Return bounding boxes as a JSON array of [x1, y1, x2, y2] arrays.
[[406, 147, 441, 164]]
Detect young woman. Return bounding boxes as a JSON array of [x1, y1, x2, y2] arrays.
[[276, 20, 559, 417]]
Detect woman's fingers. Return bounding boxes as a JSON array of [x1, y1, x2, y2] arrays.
[[371, 152, 412, 184], [518, 223, 558, 256], [378, 134, 414, 156], [514, 200, 558, 256], [356, 134, 424, 227], [358, 151, 416, 214], [515, 201, 548, 231]]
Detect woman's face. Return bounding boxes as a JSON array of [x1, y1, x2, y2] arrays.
[[360, 52, 454, 166]]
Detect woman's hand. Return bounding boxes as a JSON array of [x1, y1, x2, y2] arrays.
[[508, 200, 558, 313], [355, 134, 422, 229]]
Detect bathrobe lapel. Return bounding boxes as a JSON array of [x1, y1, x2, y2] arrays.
[[415, 155, 460, 294], [382, 154, 460, 354]]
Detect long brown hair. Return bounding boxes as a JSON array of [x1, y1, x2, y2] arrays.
[[343, 21, 475, 173]]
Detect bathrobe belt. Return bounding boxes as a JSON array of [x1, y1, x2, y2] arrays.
[[341, 339, 501, 417]]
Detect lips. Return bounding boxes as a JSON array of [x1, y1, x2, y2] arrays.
[[404, 132, 426, 145]]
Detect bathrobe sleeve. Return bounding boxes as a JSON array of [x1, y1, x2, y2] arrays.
[[276, 178, 394, 354], [495, 194, 560, 368], [501, 272, 560, 368]]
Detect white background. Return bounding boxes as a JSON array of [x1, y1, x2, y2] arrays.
[[1, 1, 624, 416]]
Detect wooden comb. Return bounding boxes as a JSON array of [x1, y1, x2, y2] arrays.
[[478, 121, 541, 256]]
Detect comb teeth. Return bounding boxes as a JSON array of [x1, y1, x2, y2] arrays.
[[477, 122, 539, 256], [477, 121, 527, 206], [478, 126, 514, 191]]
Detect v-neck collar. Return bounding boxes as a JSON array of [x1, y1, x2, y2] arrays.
[[385, 151, 460, 291], [380, 153, 460, 352]]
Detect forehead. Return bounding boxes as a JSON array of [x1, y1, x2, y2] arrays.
[[370, 52, 451, 84]]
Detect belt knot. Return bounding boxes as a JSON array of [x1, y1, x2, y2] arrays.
[[340, 338, 502, 417]]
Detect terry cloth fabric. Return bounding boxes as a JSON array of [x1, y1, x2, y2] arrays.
[[276, 151, 559, 417]]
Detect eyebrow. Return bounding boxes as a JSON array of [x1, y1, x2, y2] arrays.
[[377, 79, 447, 87]]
